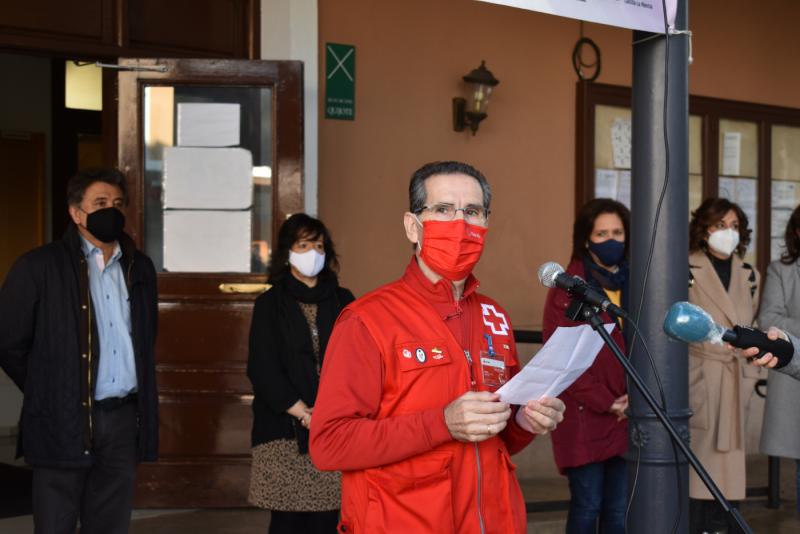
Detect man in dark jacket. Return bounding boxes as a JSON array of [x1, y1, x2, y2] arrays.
[[0, 168, 158, 534]]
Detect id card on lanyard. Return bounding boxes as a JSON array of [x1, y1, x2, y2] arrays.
[[480, 333, 506, 390]]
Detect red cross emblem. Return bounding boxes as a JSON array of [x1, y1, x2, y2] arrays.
[[481, 303, 509, 336]]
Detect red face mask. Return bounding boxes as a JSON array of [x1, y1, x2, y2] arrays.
[[418, 218, 488, 281]]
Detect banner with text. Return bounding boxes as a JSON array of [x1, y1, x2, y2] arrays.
[[477, 0, 677, 34]]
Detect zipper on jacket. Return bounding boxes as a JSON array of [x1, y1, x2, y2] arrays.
[[464, 350, 477, 389], [462, 299, 485, 533], [86, 282, 94, 449], [463, 348, 484, 532]]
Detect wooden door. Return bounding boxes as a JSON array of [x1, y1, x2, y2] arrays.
[[0, 132, 45, 283], [116, 58, 303, 507]]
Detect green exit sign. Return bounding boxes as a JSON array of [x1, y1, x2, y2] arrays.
[[325, 43, 355, 120]]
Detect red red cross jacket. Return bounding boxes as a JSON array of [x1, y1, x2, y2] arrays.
[[310, 257, 534, 534]]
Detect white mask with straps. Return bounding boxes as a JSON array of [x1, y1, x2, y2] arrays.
[[707, 228, 740, 258], [289, 250, 326, 278]]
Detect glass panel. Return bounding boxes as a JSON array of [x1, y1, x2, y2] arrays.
[[594, 105, 631, 207], [770, 125, 800, 261], [594, 108, 703, 215], [689, 174, 703, 215], [718, 119, 758, 265], [143, 85, 273, 273], [689, 115, 702, 176], [688, 115, 703, 217]]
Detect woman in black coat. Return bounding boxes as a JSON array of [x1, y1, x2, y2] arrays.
[[247, 214, 355, 534]]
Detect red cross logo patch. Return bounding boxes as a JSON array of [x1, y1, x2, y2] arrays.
[[481, 303, 510, 336]]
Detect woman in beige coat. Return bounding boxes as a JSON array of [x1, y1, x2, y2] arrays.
[[687, 198, 765, 534]]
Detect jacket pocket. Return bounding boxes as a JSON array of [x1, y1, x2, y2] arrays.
[[363, 451, 455, 534], [487, 447, 526, 534], [688, 357, 709, 430]]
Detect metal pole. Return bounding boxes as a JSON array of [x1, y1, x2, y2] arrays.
[[581, 307, 751, 534], [768, 456, 781, 509], [628, 0, 691, 532]]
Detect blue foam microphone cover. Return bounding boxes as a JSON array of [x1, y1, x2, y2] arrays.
[[663, 301, 723, 344]]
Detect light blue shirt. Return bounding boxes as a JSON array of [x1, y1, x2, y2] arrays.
[[80, 236, 138, 400]]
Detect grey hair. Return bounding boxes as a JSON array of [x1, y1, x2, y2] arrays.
[[408, 161, 492, 214]]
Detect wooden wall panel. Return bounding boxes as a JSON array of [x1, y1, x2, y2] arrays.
[[135, 460, 251, 507], [157, 365, 251, 394], [158, 396, 252, 457], [128, 0, 246, 57], [0, 0, 258, 59], [155, 301, 253, 364], [0, 0, 107, 41]]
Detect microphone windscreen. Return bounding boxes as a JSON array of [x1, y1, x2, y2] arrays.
[[538, 262, 564, 288], [663, 301, 717, 343]]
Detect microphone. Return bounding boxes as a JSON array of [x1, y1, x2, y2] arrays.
[[538, 261, 628, 319], [663, 301, 794, 368]]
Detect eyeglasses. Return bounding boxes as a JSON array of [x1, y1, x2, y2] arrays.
[[416, 203, 490, 225]]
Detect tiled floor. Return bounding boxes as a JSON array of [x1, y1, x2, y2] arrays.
[[1, 485, 798, 533], [2, 430, 799, 533], [0, 498, 796, 533]]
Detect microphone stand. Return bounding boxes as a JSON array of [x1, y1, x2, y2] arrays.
[[570, 301, 752, 534]]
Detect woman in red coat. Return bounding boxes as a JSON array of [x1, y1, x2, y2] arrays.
[[542, 198, 629, 534]]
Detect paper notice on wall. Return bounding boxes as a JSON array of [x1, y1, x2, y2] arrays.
[[476, 0, 677, 34], [177, 103, 241, 147], [163, 147, 253, 210], [772, 237, 785, 262], [595, 169, 619, 199], [735, 178, 757, 212], [772, 208, 792, 237], [611, 118, 632, 169], [718, 177, 757, 233], [164, 210, 251, 272], [722, 132, 742, 176], [618, 170, 632, 208], [772, 180, 798, 209], [718, 177, 736, 201]]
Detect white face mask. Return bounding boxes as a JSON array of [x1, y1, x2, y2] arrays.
[[707, 228, 740, 257], [289, 249, 326, 278]]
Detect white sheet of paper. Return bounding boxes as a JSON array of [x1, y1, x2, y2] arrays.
[[611, 118, 632, 169], [722, 132, 742, 176], [163, 147, 253, 210], [772, 180, 798, 209], [163, 210, 251, 272], [177, 103, 240, 147], [595, 169, 618, 199], [497, 323, 615, 405], [734, 178, 757, 211], [772, 237, 785, 262], [772, 208, 792, 237], [718, 176, 736, 201], [617, 170, 631, 208]]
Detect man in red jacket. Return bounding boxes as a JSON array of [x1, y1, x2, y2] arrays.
[[310, 161, 566, 534]]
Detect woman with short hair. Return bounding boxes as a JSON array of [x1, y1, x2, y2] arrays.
[[687, 197, 764, 534], [247, 213, 355, 534]]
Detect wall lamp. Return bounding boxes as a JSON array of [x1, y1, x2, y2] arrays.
[[452, 60, 499, 135]]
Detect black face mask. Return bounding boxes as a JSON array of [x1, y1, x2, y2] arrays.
[[85, 207, 125, 244]]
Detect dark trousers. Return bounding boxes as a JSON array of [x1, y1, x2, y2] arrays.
[[32, 401, 138, 534], [689, 498, 739, 534], [269, 510, 339, 534], [565, 455, 627, 534]]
